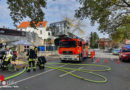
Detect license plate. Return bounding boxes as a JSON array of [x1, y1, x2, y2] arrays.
[[65, 56, 70, 58]]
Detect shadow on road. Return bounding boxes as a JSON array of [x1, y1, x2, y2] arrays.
[[121, 60, 130, 63]]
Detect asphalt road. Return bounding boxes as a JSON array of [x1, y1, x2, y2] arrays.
[[1, 50, 130, 90]]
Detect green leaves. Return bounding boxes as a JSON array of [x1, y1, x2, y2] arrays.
[[111, 22, 130, 43], [75, 0, 130, 34], [7, 0, 46, 27], [90, 32, 99, 48]]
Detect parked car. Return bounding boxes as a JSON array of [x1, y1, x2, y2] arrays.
[[112, 48, 120, 55], [119, 47, 130, 61]]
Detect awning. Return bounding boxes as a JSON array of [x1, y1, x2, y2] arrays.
[[11, 40, 32, 46]]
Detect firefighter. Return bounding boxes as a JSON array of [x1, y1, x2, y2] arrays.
[[34, 46, 38, 54], [37, 56, 46, 70], [6, 48, 13, 59], [1, 48, 12, 70], [26, 46, 37, 72]]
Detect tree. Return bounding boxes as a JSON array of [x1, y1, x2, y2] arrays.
[[111, 23, 130, 42], [75, 0, 130, 34], [6, 0, 46, 27], [90, 32, 99, 48]]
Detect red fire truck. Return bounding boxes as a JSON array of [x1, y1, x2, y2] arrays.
[[56, 36, 89, 62]]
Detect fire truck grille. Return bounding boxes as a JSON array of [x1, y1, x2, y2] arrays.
[[63, 51, 73, 54]]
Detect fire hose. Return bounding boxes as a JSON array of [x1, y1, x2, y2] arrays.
[[1, 62, 111, 83]]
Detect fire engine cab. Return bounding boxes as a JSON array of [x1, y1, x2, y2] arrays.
[[55, 35, 89, 62]]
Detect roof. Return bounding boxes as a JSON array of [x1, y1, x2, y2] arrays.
[[18, 21, 47, 28], [99, 38, 111, 42]]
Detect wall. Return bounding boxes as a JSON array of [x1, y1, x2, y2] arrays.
[[18, 26, 52, 40]]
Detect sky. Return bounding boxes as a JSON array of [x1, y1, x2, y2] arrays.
[[0, 0, 109, 39]]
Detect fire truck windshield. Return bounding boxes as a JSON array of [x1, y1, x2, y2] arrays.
[[60, 41, 77, 47]]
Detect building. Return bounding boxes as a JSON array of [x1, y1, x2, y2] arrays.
[[99, 38, 112, 49], [49, 20, 70, 36], [17, 21, 52, 42], [0, 28, 26, 45], [0, 28, 44, 52], [99, 38, 121, 49]]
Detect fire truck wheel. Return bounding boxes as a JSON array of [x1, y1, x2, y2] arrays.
[[61, 60, 65, 63], [121, 58, 125, 62]]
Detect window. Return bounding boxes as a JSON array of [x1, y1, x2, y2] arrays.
[[122, 49, 130, 52], [60, 41, 76, 47], [24, 46, 29, 52], [48, 32, 50, 36], [40, 23, 43, 27], [78, 41, 82, 46], [40, 30, 42, 34]]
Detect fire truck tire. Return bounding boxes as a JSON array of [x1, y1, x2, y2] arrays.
[[121, 58, 125, 62], [61, 60, 65, 63]]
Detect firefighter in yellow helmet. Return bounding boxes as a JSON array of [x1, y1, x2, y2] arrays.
[[34, 46, 38, 54], [26, 46, 37, 72], [1, 47, 13, 70]]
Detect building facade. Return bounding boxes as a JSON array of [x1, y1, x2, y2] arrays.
[[17, 21, 52, 41], [99, 38, 112, 49]]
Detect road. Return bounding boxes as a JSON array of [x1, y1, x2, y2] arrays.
[[1, 50, 130, 90]]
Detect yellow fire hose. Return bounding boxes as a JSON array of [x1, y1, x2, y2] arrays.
[[1, 62, 111, 83], [46, 63, 111, 83]]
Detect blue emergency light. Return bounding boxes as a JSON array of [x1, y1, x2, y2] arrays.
[[75, 36, 78, 39], [126, 45, 130, 49]]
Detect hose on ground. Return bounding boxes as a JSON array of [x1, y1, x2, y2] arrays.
[[1, 62, 111, 83]]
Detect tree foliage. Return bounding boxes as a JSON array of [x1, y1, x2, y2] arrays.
[[75, 0, 130, 34], [111, 22, 130, 42], [90, 32, 99, 48], [5, 0, 130, 32], [7, 0, 46, 27]]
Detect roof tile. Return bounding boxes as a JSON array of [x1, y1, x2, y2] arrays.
[[18, 21, 47, 28]]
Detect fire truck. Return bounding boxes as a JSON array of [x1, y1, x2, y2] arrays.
[[55, 35, 89, 62]]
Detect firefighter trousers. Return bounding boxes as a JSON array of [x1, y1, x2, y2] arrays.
[[2, 61, 10, 70], [38, 60, 45, 69], [27, 59, 36, 71]]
